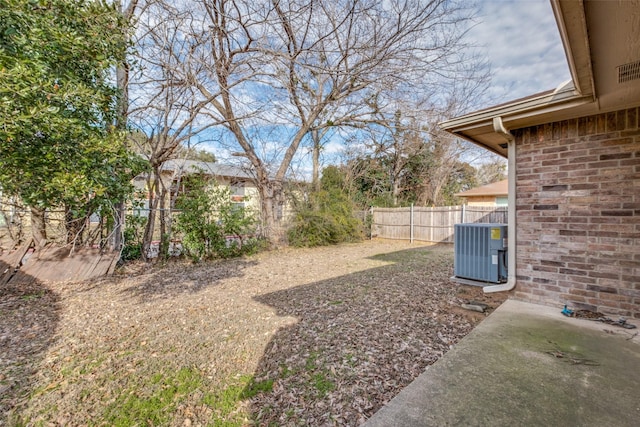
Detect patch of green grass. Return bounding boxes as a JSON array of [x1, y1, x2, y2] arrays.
[[344, 353, 357, 367], [302, 351, 335, 396], [203, 374, 274, 425], [79, 356, 106, 375], [103, 367, 203, 426], [78, 388, 91, 401], [60, 366, 73, 378], [40, 362, 275, 427], [203, 383, 244, 422], [20, 291, 45, 301], [242, 377, 274, 399], [279, 363, 294, 378], [4, 413, 28, 427], [305, 352, 319, 371], [312, 372, 335, 397]]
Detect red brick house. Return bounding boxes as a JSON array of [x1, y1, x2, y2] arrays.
[[441, 0, 640, 318]]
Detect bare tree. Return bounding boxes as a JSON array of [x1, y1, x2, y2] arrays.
[[341, 105, 489, 208], [129, 1, 225, 259], [343, 54, 490, 207], [416, 132, 464, 206], [110, 0, 141, 251], [138, 0, 482, 245], [475, 156, 507, 185]]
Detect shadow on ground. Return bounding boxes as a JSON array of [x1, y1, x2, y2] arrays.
[[246, 244, 504, 426], [0, 259, 60, 425], [111, 257, 259, 301]]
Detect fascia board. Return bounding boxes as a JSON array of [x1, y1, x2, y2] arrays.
[[440, 88, 591, 133], [550, 0, 595, 97]]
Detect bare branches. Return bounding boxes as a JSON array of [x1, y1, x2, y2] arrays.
[[128, 0, 487, 243]]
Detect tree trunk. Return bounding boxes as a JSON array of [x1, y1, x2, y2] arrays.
[[112, 202, 124, 251], [142, 166, 162, 261], [158, 184, 169, 259], [64, 205, 85, 245], [311, 129, 321, 192], [30, 206, 47, 248], [391, 179, 400, 206], [142, 196, 158, 261], [112, 55, 128, 251], [113, 1, 138, 252], [257, 178, 285, 247]]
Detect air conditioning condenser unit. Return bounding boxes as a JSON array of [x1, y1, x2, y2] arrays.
[[454, 223, 507, 283]]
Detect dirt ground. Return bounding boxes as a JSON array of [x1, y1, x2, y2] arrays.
[[1, 239, 507, 426]]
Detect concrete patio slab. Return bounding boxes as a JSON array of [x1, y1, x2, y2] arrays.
[[365, 299, 640, 427]]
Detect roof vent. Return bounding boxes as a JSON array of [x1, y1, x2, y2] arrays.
[[617, 60, 640, 83]]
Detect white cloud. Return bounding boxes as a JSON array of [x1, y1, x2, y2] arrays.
[[468, 0, 571, 106]]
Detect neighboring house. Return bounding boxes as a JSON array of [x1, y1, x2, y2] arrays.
[[131, 159, 262, 256], [455, 179, 508, 206], [441, 0, 640, 318], [1, 160, 263, 249], [132, 159, 260, 214]]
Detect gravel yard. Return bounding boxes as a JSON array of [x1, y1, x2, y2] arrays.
[[1, 239, 506, 426]]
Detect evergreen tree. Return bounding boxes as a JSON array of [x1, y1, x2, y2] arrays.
[[0, 0, 143, 245]]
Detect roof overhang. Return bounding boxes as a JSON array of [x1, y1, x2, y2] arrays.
[[441, 0, 640, 157], [455, 179, 509, 198], [440, 82, 594, 156]]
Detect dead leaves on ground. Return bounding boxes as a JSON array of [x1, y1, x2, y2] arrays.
[[2, 241, 505, 426]]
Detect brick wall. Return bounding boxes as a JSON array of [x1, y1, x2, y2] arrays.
[[513, 107, 640, 319]]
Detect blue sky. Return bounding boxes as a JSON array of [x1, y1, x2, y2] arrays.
[[469, 0, 571, 107]]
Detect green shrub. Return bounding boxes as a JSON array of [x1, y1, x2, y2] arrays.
[[173, 176, 259, 261], [288, 167, 362, 247], [288, 209, 339, 247]]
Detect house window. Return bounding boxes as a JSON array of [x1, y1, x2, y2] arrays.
[[231, 202, 246, 212], [230, 181, 245, 197], [230, 181, 246, 205], [496, 196, 508, 206]]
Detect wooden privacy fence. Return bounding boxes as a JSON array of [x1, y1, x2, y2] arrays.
[[371, 205, 508, 243]]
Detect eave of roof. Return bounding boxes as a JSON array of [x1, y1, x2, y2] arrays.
[[440, 0, 640, 157], [455, 179, 508, 198], [160, 159, 255, 180], [439, 82, 595, 157]]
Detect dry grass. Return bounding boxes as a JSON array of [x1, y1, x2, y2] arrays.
[[1, 239, 506, 426]]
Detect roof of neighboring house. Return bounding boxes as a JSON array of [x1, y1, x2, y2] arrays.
[[455, 179, 508, 198], [160, 159, 255, 180], [440, 0, 640, 156]]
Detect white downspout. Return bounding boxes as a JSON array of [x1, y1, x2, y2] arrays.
[[484, 117, 516, 293]]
